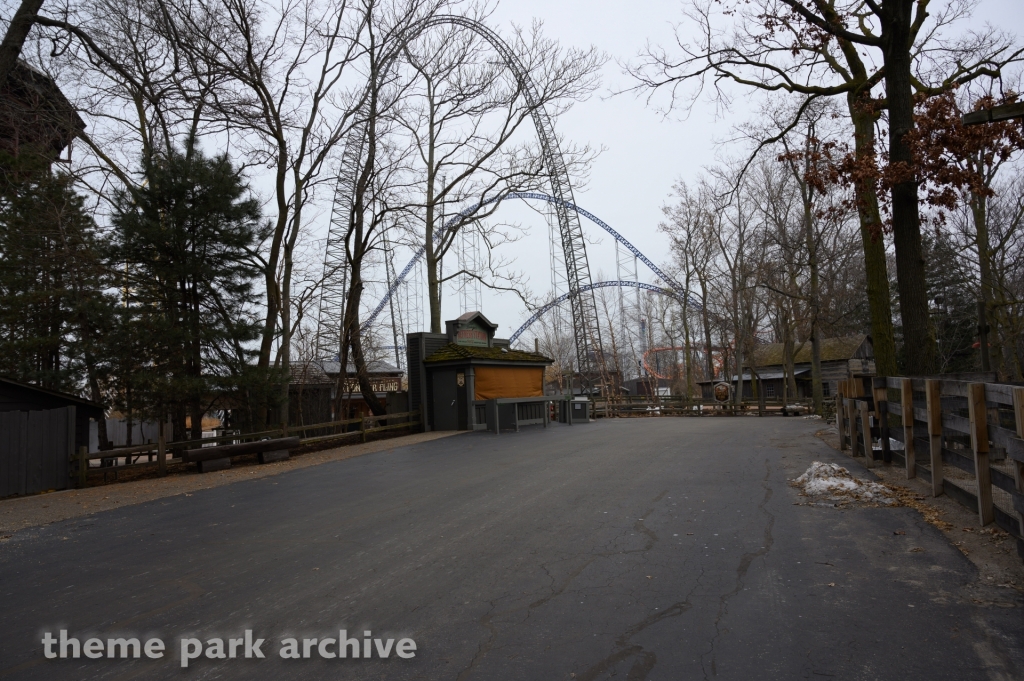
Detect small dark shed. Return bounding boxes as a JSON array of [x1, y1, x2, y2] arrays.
[[0, 377, 103, 451], [0, 377, 104, 496]]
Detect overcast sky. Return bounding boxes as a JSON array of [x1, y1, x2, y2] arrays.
[[398, 0, 1023, 346]]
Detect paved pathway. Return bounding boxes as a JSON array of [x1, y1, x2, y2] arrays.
[[0, 418, 1021, 680]]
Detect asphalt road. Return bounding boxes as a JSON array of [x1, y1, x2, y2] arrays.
[[1, 417, 1022, 680]]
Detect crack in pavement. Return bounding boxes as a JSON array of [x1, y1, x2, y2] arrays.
[[634, 508, 658, 550], [702, 458, 775, 679], [455, 599, 499, 681], [457, 488, 673, 680], [576, 576, 700, 681]]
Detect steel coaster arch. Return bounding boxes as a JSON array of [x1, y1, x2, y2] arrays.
[[365, 192, 702, 328], [316, 15, 603, 383], [508, 280, 683, 344]]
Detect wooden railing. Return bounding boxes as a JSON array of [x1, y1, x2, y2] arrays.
[[595, 395, 814, 418], [73, 411, 422, 485], [837, 377, 1024, 560]]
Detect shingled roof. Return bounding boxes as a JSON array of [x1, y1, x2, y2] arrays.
[[751, 334, 870, 366], [424, 344, 552, 364]]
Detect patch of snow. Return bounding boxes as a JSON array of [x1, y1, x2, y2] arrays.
[[792, 462, 895, 504], [871, 438, 905, 451]]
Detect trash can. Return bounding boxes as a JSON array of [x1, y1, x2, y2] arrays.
[[571, 397, 592, 423]]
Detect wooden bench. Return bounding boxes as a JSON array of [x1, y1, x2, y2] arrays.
[[184, 437, 300, 473]]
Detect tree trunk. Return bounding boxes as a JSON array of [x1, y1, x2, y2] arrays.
[[805, 186, 824, 415], [280, 241, 293, 426], [882, 0, 937, 375], [733, 326, 744, 407], [681, 279, 693, 402], [849, 97, 898, 377], [0, 0, 45, 90], [783, 309, 798, 399], [971, 190, 995, 373], [426, 209, 442, 333], [810, 322, 823, 414], [701, 281, 713, 381]]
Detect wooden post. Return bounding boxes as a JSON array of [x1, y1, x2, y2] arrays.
[[925, 379, 943, 497], [848, 395, 859, 462], [859, 400, 874, 467], [901, 378, 915, 479], [837, 383, 847, 450], [78, 445, 88, 488], [967, 383, 994, 526], [873, 378, 890, 464], [1012, 387, 1024, 541], [157, 420, 167, 477], [360, 416, 367, 443]]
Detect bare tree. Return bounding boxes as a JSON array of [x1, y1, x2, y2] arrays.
[[627, 0, 1022, 375], [155, 0, 418, 425], [390, 17, 602, 332]]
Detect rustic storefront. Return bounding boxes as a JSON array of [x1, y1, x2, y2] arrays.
[[407, 312, 553, 431]]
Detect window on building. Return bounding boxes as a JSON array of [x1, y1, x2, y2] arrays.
[[765, 383, 775, 398], [822, 382, 831, 397]]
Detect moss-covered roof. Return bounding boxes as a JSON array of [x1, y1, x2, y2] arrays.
[[424, 343, 553, 364], [751, 334, 870, 366]]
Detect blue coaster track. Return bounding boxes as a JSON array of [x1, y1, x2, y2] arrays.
[[365, 192, 702, 336]]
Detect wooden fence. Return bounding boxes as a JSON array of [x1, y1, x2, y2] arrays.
[[0, 407, 76, 497], [72, 410, 422, 488], [837, 377, 1024, 559], [595, 395, 815, 418]]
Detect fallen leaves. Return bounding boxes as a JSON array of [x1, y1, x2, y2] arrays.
[[887, 485, 953, 531]]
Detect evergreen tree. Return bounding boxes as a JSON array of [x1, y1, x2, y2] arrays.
[[0, 157, 115, 399], [111, 149, 271, 439], [924, 230, 979, 375]]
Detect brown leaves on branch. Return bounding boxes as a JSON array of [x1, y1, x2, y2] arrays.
[[778, 90, 1024, 238], [907, 91, 1024, 212]]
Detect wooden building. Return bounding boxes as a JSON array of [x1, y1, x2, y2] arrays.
[[0, 376, 103, 452], [1, 377, 104, 496], [697, 334, 876, 401], [408, 312, 553, 430], [288, 359, 404, 425], [0, 60, 84, 170]]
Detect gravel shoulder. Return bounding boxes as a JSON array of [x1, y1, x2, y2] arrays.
[[0, 430, 463, 537]]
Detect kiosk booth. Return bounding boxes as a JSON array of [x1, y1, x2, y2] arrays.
[[407, 312, 556, 432]]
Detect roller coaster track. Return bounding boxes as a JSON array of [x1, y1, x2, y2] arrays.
[[508, 280, 683, 344], [316, 15, 603, 385], [364, 192, 702, 328]]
